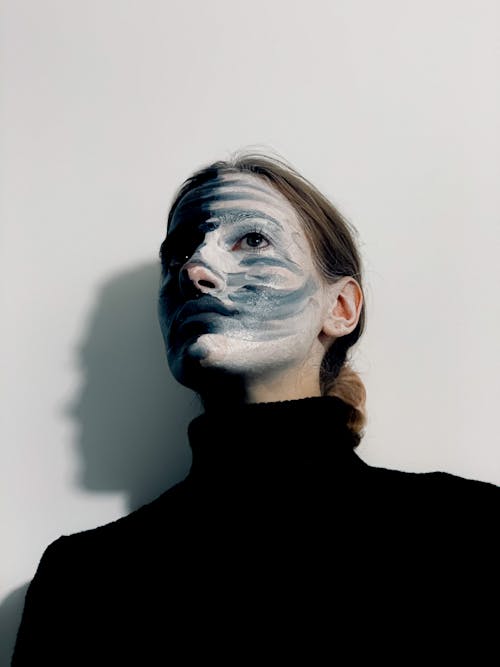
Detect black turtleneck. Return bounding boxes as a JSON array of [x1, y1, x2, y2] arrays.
[[12, 395, 499, 665], [183, 395, 372, 553], [186, 395, 367, 487]]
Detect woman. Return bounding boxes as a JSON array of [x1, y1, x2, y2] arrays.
[[12, 150, 498, 664]]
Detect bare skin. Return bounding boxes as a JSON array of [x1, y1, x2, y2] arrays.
[[158, 171, 363, 408]]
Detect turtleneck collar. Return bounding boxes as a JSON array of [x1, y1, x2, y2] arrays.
[[186, 395, 367, 485]]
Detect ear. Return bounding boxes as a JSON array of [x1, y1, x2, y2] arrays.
[[320, 277, 363, 340]]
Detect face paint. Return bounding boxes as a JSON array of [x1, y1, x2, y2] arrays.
[[157, 172, 330, 390]]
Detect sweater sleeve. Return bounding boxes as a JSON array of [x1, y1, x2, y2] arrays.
[[11, 536, 72, 665]]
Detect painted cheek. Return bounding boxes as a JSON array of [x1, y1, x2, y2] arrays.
[[231, 274, 319, 324]]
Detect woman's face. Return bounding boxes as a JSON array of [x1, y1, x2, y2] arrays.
[[157, 171, 333, 390]]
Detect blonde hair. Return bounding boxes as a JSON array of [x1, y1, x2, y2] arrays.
[[161, 148, 368, 444]]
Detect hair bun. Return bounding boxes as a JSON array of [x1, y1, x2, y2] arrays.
[[325, 364, 367, 443]]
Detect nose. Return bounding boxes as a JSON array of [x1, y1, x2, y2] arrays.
[[179, 261, 225, 299]]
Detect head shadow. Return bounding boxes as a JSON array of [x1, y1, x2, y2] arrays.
[[62, 261, 200, 512]]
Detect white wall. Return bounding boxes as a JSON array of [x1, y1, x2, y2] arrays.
[[2, 0, 499, 660]]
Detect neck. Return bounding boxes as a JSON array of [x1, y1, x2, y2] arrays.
[[195, 367, 322, 411]]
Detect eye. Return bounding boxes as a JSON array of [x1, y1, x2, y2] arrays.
[[236, 231, 271, 251]]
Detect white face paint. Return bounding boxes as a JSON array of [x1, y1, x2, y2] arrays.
[[157, 172, 331, 392]]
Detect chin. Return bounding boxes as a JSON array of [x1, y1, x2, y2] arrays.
[[172, 333, 257, 382], [169, 332, 304, 388], [167, 334, 230, 380], [167, 336, 249, 396], [189, 333, 235, 367]]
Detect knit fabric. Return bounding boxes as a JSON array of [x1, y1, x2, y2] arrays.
[[12, 396, 499, 664]]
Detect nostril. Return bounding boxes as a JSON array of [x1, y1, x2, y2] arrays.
[[185, 264, 221, 290], [180, 261, 224, 299]]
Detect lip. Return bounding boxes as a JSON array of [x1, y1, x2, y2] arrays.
[[177, 295, 239, 324]]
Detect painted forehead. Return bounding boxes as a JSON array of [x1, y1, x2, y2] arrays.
[[169, 172, 301, 236]]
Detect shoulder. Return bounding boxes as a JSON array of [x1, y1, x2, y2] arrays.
[[354, 462, 499, 556], [359, 458, 499, 504], [39, 477, 193, 569]]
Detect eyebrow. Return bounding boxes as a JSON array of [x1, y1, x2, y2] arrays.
[[201, 208, 286, 233]]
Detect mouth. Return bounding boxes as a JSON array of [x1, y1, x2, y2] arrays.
[[168, 295, 239, 344], [177, 295, 239, 322]]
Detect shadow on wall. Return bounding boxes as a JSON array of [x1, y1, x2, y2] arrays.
[[66, 261, 198, 512], [1, 262, 199, 664], [0, 585, 29, 667]]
